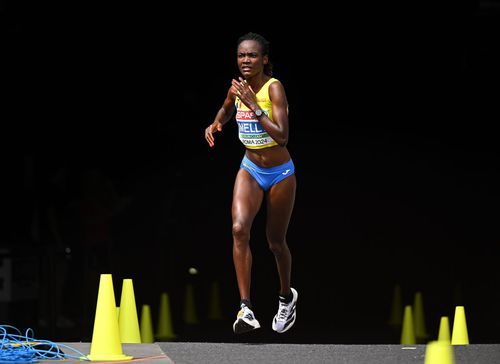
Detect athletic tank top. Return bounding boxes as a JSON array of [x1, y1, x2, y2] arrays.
[[235, 77, 278, 149]]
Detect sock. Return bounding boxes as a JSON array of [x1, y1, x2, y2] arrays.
[[240, 299, 252, 309], [279, 290, 293, 304]]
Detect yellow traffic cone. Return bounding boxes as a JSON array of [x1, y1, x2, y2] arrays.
[[207, 280, 223, 320], [424, 340, 455, 364], [140, 304, 155, 343], [438, 316, 451, 342], [388, 284, 403, 328], [156, 292, 176, 341], [413, 291, 428, 343], [400, 305, 416, 345], [118, 278, 141, 343], [86, 274, 132, 361], [451, 306, 469, 345], [183, 283, 199, 325]]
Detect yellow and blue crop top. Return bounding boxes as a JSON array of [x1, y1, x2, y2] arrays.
[[235, 77, 279, 149]]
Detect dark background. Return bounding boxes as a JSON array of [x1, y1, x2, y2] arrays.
[[2, 0, 499, 345]]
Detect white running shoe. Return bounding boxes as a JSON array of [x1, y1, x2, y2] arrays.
[[233, 304, 261, 334], [272, 287, 298, 333]]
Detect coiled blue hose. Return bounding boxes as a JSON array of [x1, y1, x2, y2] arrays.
[[0, 325, 90, 362]]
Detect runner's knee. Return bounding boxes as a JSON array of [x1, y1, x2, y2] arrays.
[[232, 221, 250, 241]]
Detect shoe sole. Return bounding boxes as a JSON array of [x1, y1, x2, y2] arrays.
[[233, 319, 261, 334]]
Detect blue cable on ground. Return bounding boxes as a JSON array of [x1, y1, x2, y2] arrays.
[[0, 325, 90, 362]]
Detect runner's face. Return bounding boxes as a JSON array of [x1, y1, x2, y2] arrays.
[[237, 40, 267, 78]]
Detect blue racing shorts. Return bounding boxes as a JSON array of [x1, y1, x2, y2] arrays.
[[240, 155, 295, 191]]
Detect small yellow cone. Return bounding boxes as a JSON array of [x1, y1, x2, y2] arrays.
[[438, 316, 451, 342], [140, 304, 155, 343], [118, 278, 141, 343], [183, 283, 199, 325], [400, 305, 416, 345], [413, 291, 428, 343], [156, 292, 176, 340], [86, 274, 132, 361], [207, 281, 223, 320], [451, 306, 469, 345], [388, 284, 403, 328], [424, 340, 455, 364]]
